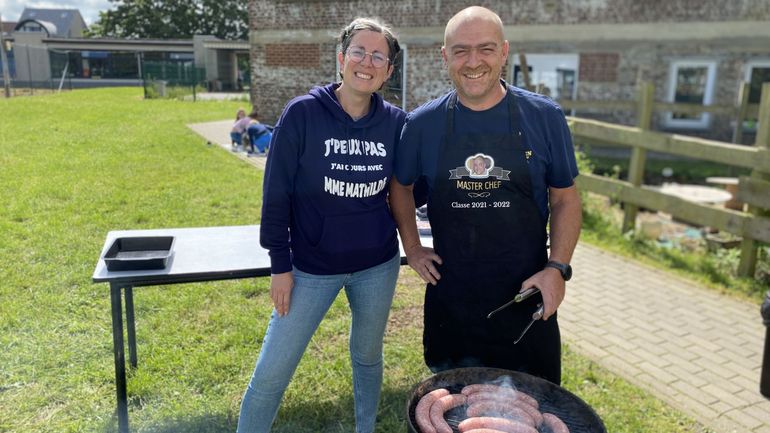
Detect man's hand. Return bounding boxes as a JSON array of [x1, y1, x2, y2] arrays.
[[521, 267, 565, 320], [406, 244, 443, 285], [270, 271, 294, 316]]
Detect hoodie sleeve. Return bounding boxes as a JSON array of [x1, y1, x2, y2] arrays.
[[260, 101, 304, 274]]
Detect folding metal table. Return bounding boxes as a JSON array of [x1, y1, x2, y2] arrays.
[[93, 224, 426, 432], [92, 225, 271, 433]]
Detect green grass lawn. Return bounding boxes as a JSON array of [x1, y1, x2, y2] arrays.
[[1, 88, 710, 432]]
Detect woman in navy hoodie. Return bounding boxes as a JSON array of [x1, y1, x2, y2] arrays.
[[237, 17, 406, 433]]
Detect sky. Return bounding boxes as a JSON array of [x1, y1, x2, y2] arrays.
[[0, 0, 113, 25]]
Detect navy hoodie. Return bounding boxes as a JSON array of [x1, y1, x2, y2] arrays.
[[260, 83, 406, 275]]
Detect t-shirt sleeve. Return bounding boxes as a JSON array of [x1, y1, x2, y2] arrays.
[[393, 112, 421, 186], [545, 105, 579, 188]]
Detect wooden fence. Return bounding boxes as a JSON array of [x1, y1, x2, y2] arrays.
[[559, 81, 761, 144], [567, 82, 770, 277]]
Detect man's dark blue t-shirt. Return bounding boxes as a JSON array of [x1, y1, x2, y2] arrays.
[[394, 85, 578, 221]]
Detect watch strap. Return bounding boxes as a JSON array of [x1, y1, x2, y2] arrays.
[[545, 260, 571, 281]]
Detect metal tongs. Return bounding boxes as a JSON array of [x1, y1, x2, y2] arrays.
[[486, 287, 544, 344], [513, 303, 544, 344]]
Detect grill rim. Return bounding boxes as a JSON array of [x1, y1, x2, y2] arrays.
[[405, 366, 606, 433]]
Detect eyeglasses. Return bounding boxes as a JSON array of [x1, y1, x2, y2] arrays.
[[346, 47, 390, 68]]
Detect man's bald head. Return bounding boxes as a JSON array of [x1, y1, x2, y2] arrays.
[[444, 6, 504, 46]]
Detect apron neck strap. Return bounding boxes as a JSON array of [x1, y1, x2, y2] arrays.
[[445, 83, 519, 136]]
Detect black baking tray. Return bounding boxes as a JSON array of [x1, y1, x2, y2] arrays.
[[103, 236, 175, 271]]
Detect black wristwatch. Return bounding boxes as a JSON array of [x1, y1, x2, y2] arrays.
[[545, 260, 572, 281]]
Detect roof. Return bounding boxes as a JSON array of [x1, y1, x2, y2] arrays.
[[202, 40, 249, 50], [44, 37, 195, 52], [2, 21, 17, 35], [17, 8, 86, 37]]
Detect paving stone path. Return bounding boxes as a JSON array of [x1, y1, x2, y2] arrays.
[[565, 243, 769, 433]]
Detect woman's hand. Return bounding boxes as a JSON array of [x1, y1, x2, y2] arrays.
[[270, 272, 294, 316]]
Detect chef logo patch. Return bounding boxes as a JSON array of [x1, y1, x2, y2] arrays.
[[449, 153, 510, 180]]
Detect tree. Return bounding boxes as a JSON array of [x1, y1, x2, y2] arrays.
[[86, 0, 249, 40]]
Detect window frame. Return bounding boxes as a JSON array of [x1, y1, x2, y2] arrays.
[[744, 59, 770, 103], [663, 59, 717, 130], [740, 59, 770, 132]]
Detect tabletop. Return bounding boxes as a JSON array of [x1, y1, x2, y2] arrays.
[[92, 225, 271, 285], [705, 176, 739, 185], [658, 183, 733, 205], [93, 225, 433, 286]]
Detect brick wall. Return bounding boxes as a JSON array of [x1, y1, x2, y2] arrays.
[[580, 53, 620, 83], [249, 41, 337, 123], [265, 44, 320, 68]]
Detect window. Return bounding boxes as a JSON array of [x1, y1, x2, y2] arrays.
[[663, 60, 717, 129], [381, 44, 406, 110], [20, 22, 44, 33], [742, 60, 770, 131], [745, 61, 770, 104], [169, 52, 194, 61], [511, 54, 579, 101], [60, 51, 140, 79]]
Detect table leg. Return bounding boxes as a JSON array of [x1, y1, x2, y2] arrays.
[[124, 286, 137, 368], [109, 282, 130, 433]]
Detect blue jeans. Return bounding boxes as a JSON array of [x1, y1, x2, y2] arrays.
[[237, 253, 400, 433], [231, 131, 243, 145]]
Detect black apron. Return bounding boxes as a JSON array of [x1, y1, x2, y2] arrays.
[[424, 89, 561, 384]]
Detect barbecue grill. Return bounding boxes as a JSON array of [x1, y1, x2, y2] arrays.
[[406, 367, 606, 433]]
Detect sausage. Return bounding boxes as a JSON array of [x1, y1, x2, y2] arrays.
[[465, 401, 534, 426], [541, 413, 570, 433], [460, 384, 539, 409], [510, 400, 543, 427], [429, 394, 467, 433], [462, 429, 508, 433], [458, 416, 538, 433], [466, 391, 538, 410], [415, 388, 450, 433]]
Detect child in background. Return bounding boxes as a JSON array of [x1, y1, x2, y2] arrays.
[[246, 108, 272, 155], [230, 108, 251, 152]]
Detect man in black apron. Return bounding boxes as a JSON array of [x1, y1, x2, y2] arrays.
[[390, 6, 582, 385]]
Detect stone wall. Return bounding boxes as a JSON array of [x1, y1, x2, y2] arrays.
[[251, 0, 770, 29], [249, 0, 770, 143], [403, 44, 452, 111]]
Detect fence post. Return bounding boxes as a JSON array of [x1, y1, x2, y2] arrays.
[[622, 81, 655, 233], [518, 50, 532, 91], [737, 82, 770, 277], [733, 82, 750, 145]]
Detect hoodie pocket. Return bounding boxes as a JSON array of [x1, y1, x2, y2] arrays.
[[313, 205, 396, 255]]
